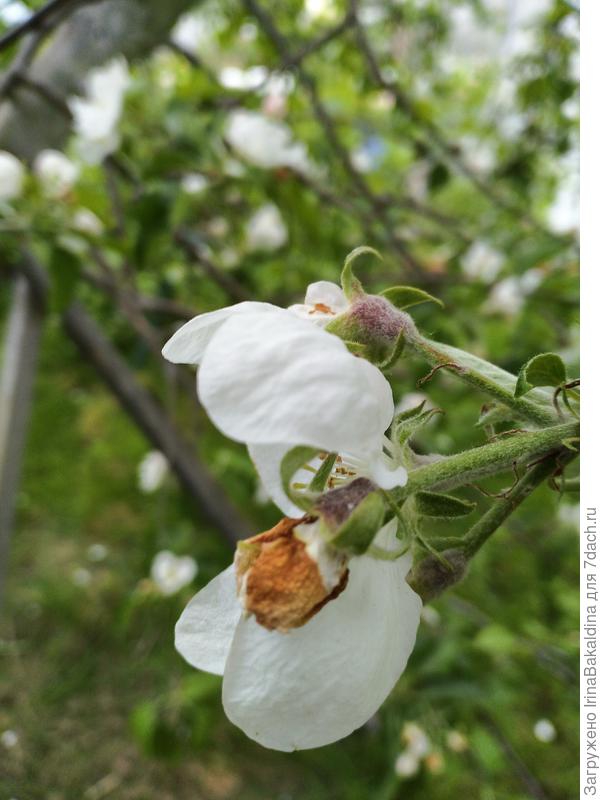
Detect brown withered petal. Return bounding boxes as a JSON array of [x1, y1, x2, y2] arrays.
[[234, 517, 348, 632]]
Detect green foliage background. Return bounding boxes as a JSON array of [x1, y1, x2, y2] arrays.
[[0, 0, 579, 797]]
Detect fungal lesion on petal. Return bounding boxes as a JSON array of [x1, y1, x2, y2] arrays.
[[234, 516, 349, 633]]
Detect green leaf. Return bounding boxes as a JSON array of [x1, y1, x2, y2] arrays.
[[514, 352, 567, 397], [380, 286, 444, 310], [476, 404, 516, 428], [329, 491, 386, 555], [340, 245, 381, 299], [392, 405, 442, 445], [415, 491, 476, 518], [279, 445, 320, 511]]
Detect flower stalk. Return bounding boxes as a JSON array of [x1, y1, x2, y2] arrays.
[[393, 421, 578, 500], [405, 332, 559, 428]]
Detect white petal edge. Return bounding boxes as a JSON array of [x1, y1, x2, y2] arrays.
[[248, 442, 307, 517], [175, 564, 241, 675], [162, 301, 279, 364], [303, 281, 349, 312], [198, 310, 394, 457], [222, 519, 422, 751]]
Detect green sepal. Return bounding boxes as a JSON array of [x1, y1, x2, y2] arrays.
[[378, 333, 405, 370], [328, 491, 386, 555], [340, 245, 381, 299], [414, 491, 476, 518], [279, 446, 320, 511], [380, 285, 443, 311], [392, 404, 443, 445], [514, 353, 567, 398]]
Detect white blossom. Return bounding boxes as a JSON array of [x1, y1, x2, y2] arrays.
[[224, 110, 314, 174], [162, 288, 408, 516], [0, 150, 24, 200], [138, 450, 169, 493], [446, 729, 469, 752], [33, 150, 79, 197], [151, 550, 198, 596], [72, 208, 104, 236], [219, 65, 268, 91], [180, 173, 209, 194], [71, 567, 92, 587], [461, 241, 504, 283], [87, 543, 108, 562], [0, 729, 19, 749], [245, 203, 288, 251], [533, 718, 556, 743], [485, 269, 544, 316], [403, 721, 431, 758], [175, 519, 421, 750], [68, 58, 130, 164], [0, 1, 29, 24], [394, 750, 420, 778]]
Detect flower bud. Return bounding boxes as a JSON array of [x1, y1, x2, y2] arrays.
[[234, 516, 348, 632], [326, 294, 416, 365]]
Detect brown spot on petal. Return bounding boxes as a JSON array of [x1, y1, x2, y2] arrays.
[[234, 517, 348, 632]]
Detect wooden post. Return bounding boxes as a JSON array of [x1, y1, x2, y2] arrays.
[[0, 274, 45, 595]]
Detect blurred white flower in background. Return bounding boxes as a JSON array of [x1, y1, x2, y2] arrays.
[[33, 149, 79, 197], [138, 450, 169, 493], [558, 503, 579, 529], [420, 605, 441, 627], [0, 729, 19, 749], [151, 550, 198, 596], [180, 173, 209, 194], [68, 58, 130, 164], [394, 721, 431, 779], [219, 65, 268, 91], [0, 0, 29, 24], [245, 203, 288, 251], [72, 208, 104, 236], [403, 721, 431, 758], [171, 11, 211, 52], [87, 543, 108, 562], [224, 110, 314, 175], [0, 150, 24, 200], [533, 718, 556, 743], [485, 268, 544, 316], [547, 150, 579, 235], [446, 729, 469, 752], [461, 241, 504, 283], [71, 567, 93, 587], [394, 750, 420, 778]]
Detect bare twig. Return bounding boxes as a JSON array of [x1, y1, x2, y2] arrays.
[[174, 228, 251, 303], [0, 0, 84, 53]]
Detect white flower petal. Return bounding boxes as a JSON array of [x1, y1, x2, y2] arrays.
[[222, 521, 421, 750], [162, 301, 278, 364], [248, 442, 311, 517], [369, 458, 408, 490], [304, 281, 348, 312], [198, 311, 394, 457], [175, 565, 242, 675]]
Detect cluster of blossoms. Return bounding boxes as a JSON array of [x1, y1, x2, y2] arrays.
[[162, 263, 427, 751]]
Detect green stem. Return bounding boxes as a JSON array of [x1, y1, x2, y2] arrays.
[[394, 422, 578, 499], [406, 334, 558, 427], [462, 449, 578, 557]]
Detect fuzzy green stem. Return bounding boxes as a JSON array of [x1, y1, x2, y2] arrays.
[[461, 450, 577, 558], [394, 422, 578, 499], [406, 333, 558, 427], [407, 447, 578, 601]]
